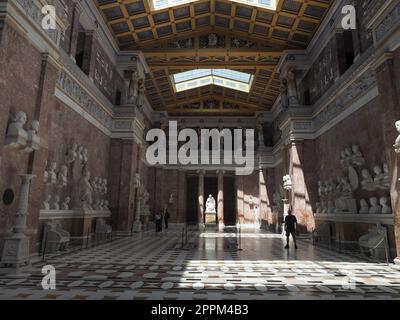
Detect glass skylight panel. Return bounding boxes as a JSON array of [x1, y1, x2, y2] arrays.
[[171, 69, 253, 93], [150, 0, 276, 11]]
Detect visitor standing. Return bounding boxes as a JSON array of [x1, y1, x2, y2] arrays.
[[164, 208, 170, 229], [284, 208, 298, 249]]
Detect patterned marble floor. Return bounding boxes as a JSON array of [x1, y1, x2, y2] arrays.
[[1, 227, 400, 300]]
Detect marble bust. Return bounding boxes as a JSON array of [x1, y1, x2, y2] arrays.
[[368, 197, 382, 214], [350, 145, 365, 166], [24, 120, 41, 153], [394, 120, 400, 153], [47, 162, 57, 185], [361, 169, 376, 191], [79, 169, 93, 210], [373, 165, 385, 189], [6, 111, 28, 149], [67, 144, 78, 163], [52, 195, 60, 210], [205, 194, 216, 213], [58, 165, 68, 187], [42, 194, 51, 210], [380, 197, 391, 214], [61, 197, 71, 210], [359, 199, 369, 214], [82, 148, 89, 164]]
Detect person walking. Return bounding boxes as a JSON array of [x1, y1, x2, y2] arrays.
[[284, 208, 298, 249], [164, 208, 170, 229]]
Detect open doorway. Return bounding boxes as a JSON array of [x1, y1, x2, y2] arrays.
[[223, 176, 237, 225], [185, 176, 198, 224]]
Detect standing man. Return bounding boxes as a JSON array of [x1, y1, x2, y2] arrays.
[[164, 208, 170, 229], [284, 208, 298, 249]]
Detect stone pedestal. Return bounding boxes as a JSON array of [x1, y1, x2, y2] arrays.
[[205, 211, 217, 224], [0, 174, 35, 274]]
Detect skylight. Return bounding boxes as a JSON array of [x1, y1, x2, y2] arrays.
[[171, 69, 254, 93], [150, 0, 276, 11]]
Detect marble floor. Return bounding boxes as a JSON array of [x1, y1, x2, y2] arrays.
[[0, 227, 400, 300]]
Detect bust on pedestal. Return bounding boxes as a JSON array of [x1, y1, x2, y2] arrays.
[[0, 174, 35, 274]]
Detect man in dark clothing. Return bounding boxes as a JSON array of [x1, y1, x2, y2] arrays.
[[284, 209, 298, 249], [164, 209, 170, 229]]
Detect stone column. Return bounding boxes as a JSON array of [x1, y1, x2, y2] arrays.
[[217, 170, 224, 229], [66, 0, 83, 59], [288, 140, 314, 233], [132, 143, 142, 232], [259, 168, 269, 229], [0, 174, 35, 274], [198, 170, 205, 228], [108, 139, 138, 235], [374, 53, 400, 263]]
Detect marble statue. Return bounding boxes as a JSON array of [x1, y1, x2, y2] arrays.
[[205, 194, 216, 213], [90, 177, 99, 193], [394, 120, 400, 153], [66, 144, 78, 163], [373, 165, 386, 189], [42, 194, 51, 210], [344, 147, 353, 165], [287, 70, 299, 105], [6, 111, 28, 149], [368, 197, 382, 214], [104, 200, 110, 211], [77, 145, 84, 162], [137, 83, 145, 108], [82, 148, 89, 164], [380, 197, 392, 214], [99, 200, 105, 210], [283, 174, 293, 190], [335, 177, 356, 213], [79, 169, 93, 210], [350, 145, 365, 166], [127, 70, 140, 105], [47, 162, 57, 185], [382, 163, 390, 189], [340, 177, 353, 195], [169, 192, 174, 204], [58, 165, 68, 187], [52, 195, 60, 210], [93, 199, 101, 210], [359, 199, 369, 214], [61, 197, 71, 210], [24, 120, 40, 153], [361, 169, 376, 191]]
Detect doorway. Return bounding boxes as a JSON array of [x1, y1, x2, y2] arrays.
[[185, 176, 198, 224], [223, 176, 237, 225]]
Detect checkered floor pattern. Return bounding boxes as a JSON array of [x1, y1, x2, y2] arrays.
[[0, 228, 399, 300]]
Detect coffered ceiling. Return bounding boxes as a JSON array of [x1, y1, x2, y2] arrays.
[[94, 0, 333, 115]]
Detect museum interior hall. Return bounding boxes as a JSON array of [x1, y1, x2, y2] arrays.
[[1, 0, 400, 300]]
